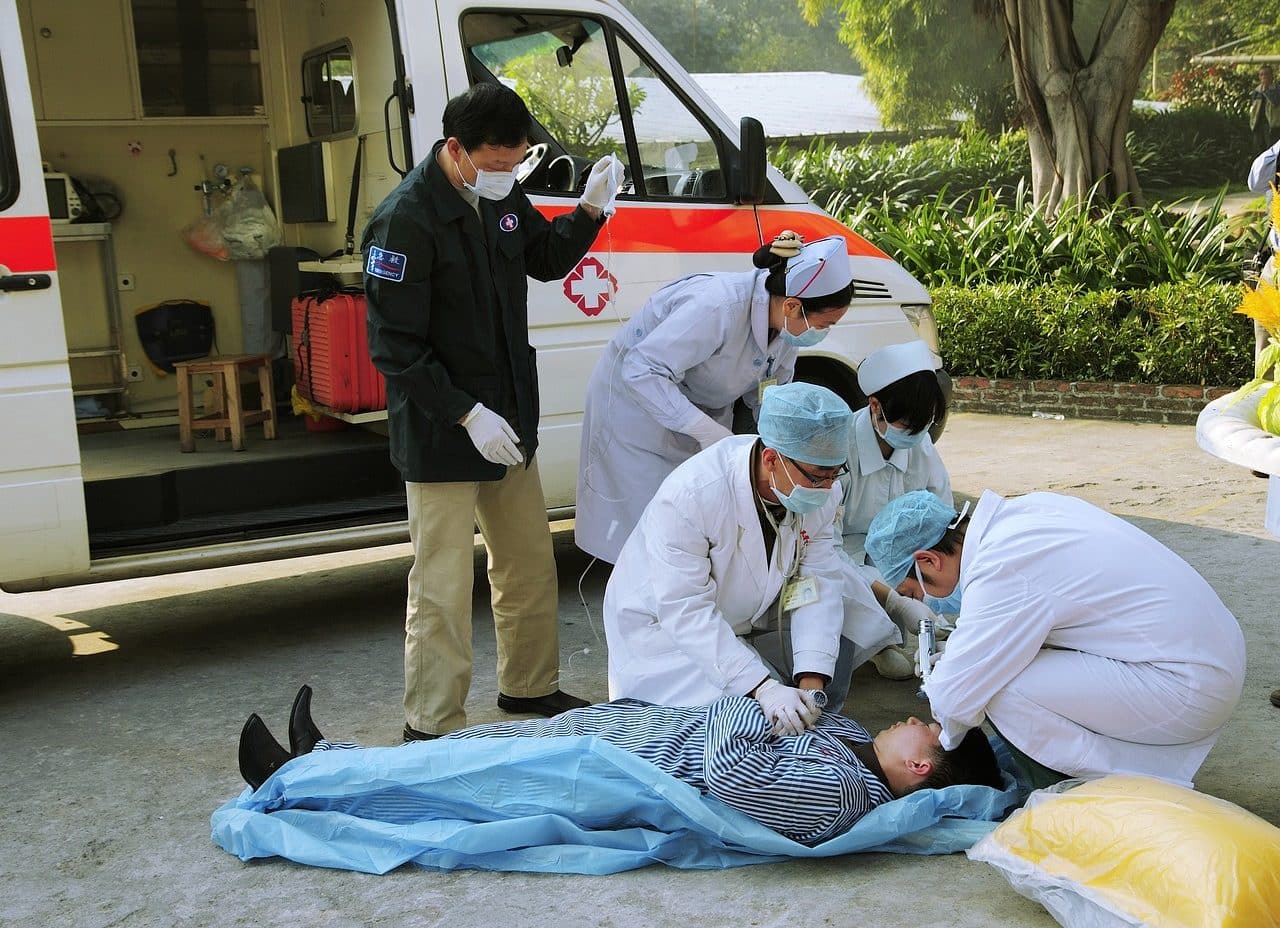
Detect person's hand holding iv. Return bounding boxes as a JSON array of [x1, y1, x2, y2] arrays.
[[581, 154, 624, 216]]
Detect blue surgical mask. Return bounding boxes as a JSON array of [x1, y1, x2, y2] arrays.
[[781, 307, 830, 347], [457, 148, 517, 201], [926, 589, 963, 615], [874, 406, 927, 450], [770, 457, 830, 515]]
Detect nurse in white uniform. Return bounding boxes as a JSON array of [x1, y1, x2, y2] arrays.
[[865, 490, 1246, 787], [839, 340, 952, 679], [604, 382, 898, 733], [575, 232, 855, 564]]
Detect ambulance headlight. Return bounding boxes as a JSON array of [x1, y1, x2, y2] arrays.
[[900, 303, 941, 356]]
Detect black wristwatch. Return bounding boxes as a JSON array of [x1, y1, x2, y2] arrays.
[[810, 689, 829, 709]]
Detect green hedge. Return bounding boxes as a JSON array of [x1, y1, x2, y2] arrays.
[[775, 114, 1254, 214], [841, 188, 1256, 291], [776, 130, 1029, 212], [1128, 107, 1257, 191], [932, 282, 1255, 386]]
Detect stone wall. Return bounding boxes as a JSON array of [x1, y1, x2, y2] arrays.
[[950, 378, 1234, 425]]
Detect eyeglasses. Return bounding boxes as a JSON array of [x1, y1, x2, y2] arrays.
[[787, 457, 849, 488]]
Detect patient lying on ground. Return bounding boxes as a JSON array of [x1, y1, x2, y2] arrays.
[[241, 686, 1002, 845]]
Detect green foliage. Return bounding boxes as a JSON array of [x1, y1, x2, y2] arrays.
[[800, 0, 1012, 131], [838, 185, 1258, 290], [624, 0, 857, 74], [1159, 3, 1280, 97], [776, 129, 1030, 212], [1127, 107, 1256, 190], [504, 50, 644, 161], [1163, 64, 1258, 116], [775, 114, 1251, 213], [932, 282, 1255, 385]]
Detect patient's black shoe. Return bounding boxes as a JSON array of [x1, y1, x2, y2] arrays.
[[288, 685, 325, 756], [239, 713, 291, 790]]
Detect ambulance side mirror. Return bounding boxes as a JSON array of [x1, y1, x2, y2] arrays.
[[736, 117, 767, 206]]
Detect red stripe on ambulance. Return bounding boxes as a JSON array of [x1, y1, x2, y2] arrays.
[[533, 204, 888, 260], [0, 216, 57, 273]]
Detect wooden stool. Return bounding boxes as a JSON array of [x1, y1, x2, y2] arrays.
[[175, 354, 277, 452]]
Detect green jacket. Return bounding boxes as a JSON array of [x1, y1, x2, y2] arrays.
[[363, 142, 602, 483]]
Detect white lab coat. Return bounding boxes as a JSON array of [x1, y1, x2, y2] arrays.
[[837, 405, 952, 569], [576, 270, 797, 563], [925, 491, 1246, 786], [604, 436, 889, 706]]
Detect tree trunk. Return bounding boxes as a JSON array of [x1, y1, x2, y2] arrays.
[[995, 0, 1175, 213]]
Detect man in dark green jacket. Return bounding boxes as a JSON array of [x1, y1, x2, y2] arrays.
[[364, 83, 619, 740]]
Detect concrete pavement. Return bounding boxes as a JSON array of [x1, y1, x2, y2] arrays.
[[1, 412, 1276, 928]]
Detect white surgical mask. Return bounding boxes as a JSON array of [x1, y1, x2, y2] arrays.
[[874, 405, 928, 450], [456, 147, 517, 201], [770, 457, 830, 515], [780, 306, 830, 347]]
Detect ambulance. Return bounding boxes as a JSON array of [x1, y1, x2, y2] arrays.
[[0, 0, 942, 592]]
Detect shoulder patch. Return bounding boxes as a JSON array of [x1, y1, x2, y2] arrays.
[[366, 245, 407, 282]]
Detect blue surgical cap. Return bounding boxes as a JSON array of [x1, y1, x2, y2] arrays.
[[757, 382, 852, 467], [865, 490, 957, 587]]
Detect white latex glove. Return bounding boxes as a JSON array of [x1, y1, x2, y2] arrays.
[[580, 154, 624, 214], [683, 414, 734, 450], [883, 589, 938, 636], [754, 678, 822, 736], [460, 403, 521, 466]]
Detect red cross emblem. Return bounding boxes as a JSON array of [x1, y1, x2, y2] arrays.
[[563, 256, 618, 317]]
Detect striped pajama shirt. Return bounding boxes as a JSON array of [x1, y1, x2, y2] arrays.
[[316, 696, 894, 845]]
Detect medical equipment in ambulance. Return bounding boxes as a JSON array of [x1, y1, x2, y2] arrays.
[[43, 171, 84, 223]]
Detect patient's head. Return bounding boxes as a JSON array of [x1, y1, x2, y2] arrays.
[[873, 718, 1003, 797]]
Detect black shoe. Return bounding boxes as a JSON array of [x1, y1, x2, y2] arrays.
[[403, 724, 440, 743], [497, 690, 590, 718], [288, 685, 325, 757], [1271, 688, 1280, 708], [239, 713, 291, 790]]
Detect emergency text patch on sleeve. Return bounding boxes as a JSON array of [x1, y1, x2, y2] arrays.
[[366, 246, 408, 282]]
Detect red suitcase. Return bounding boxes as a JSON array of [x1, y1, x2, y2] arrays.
[[291, 292, 387, 413]]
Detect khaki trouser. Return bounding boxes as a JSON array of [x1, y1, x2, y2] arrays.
[[404, 456, 560, 735]]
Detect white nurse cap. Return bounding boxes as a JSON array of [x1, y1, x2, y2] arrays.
[[784, 235, 854, 299], [856, 339, 938, 396]]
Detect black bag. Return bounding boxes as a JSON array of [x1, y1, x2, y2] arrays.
[[134, 300, 215, 374]]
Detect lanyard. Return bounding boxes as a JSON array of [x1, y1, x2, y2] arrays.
[[758, 500, 805, 581]]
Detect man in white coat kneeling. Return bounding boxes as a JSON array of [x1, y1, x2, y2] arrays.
[[603, 382, 899, 734], [865, 490, 1247, 788]]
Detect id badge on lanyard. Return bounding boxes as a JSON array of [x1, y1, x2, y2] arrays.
[[778, 526, 818, 611], [758, 354, 779, 405]]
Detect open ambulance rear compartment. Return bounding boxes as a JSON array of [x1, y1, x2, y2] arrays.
[[78, 420, 403, 558], [19, 0, 410, 557]]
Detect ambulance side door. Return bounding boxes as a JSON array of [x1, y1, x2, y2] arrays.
[[0, 3, 89, 589], [418, 2, 749, 507]]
